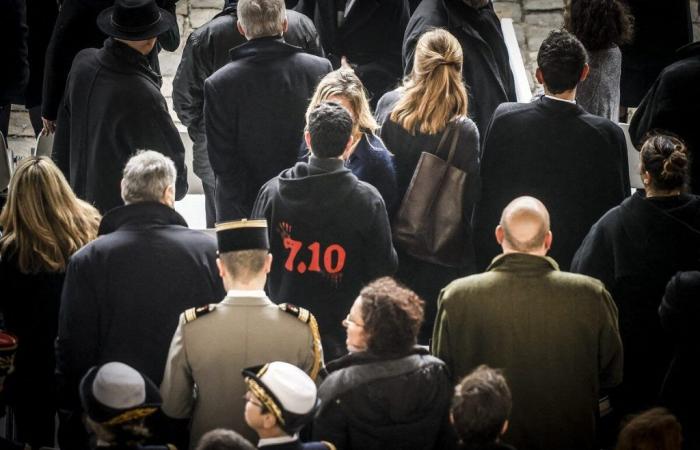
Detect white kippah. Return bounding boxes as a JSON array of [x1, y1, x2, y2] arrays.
[[259, 362, 317, 415], [92, 362, 146, 409]]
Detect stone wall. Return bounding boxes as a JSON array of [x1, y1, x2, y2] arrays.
[[5, 0, 700, 155]]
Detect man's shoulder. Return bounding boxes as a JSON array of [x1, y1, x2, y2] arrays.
[[491, 101, 535, 123], [409, 0, 447, 30], [190, 13, 235, 41]]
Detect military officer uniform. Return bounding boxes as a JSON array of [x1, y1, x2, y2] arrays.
[[160, 220, 323, 448]]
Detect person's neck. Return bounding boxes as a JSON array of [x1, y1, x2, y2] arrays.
[[544, 88, 576, 102], [646, 188, 681, 198], [501, 248, 548, 257], [257, 427, 288, 439], [224, 276, 266, 292], [114, 38, 152, 56]]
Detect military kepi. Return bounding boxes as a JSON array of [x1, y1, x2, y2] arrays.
[[216, 219, 269, 253]]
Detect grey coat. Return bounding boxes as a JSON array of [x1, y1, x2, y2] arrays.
[[577, 46, 621, 121]]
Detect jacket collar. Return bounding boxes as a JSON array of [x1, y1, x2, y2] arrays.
[[229, 36, 300, 62], [309, 156, 345, 172], [675, 41, 700, 61], [487, 253, 560, 273], [98, 202, 188, 236], [98, 38, 162, 87], [220, 294, 273, 307], [325, 346, 430, 373], [537, 95, 586, 115]]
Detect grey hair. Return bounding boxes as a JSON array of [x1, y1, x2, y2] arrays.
[[237, 0, 286, 39], [121, 150, 176, 204]]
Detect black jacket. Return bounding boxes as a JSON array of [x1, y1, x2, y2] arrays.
[[660, 271, 700, 450], [52, 38, 188, 213], [173, 5, 323, 184], [0, 0, 28, 105], [41, 0, 178, 120], [571, 192, 700, 416], [205, 36, 331, 221], [313, 348, 457, 450], [629, 42, 700, 194], [55, 203, 224, 448], [473, 96, 630, 271], [252, 157, 397, 360], [403, 0, 516, 130], [295, 0, 409, 105]]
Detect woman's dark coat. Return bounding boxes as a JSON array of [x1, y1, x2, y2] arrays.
[[402, 0, 516, 130], [295, 0, 409, 105], [52, 38, 188, 213], [313, 348, 457, 450], [659, 271, 700, 450], [571, 191, 700, 417]]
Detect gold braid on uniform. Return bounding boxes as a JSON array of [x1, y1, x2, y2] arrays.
[[278, 303, 323, 381], [101, 407, 158, 426], [244, 377, 285, 426], [321, 441, 337, 450]]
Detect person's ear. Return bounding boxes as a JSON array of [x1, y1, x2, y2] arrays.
[[579, 63, 590, 82], [162, 184, 175, 206], [535, 67, 544, 85], [500, 420, 509, 436], [216, 257, 226, 279], [304, 130, 312, 151], [237, 21, 246, 38], [343, 134, 355, 156], [495, 225, 505, 245], [282, 17, 289, 34], [543, 230, 553, 251], [262, 412, 277, 430], [264, 253, 273, 274]]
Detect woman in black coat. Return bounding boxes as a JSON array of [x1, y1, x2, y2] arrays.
[[376, 29, 480, 341], [0, 157, 100, 447], [571, 133, 700, 419], [313, 277, 456, 450]]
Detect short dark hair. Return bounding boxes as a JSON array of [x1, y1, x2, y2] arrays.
[[219, 249, 267, 283], [537, 29, 588, 94], [640, 132, 689, 192], [196, 429, 256, 450], [451, 366, 512, 447], [359, 277, 424, 356], [564, 0, 633, 51], [307, 101, 353, 158], [616, 408, 682, 450]]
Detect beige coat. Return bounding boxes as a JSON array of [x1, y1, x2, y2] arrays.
[[160, 293, 321, 448]]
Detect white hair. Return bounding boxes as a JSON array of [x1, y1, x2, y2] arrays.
[[121, 150, 176, 204], [237, 0, 286, 39]]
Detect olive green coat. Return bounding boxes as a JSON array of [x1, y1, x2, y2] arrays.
[[432, 253, 623, 450]]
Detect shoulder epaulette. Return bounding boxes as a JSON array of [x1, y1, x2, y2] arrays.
[[184, 304, 217, 324], [279, 303, 323, 381]]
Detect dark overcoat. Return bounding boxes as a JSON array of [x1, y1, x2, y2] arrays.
[[629, 42, 700, 194], [55, 202, 224, 449], [472, 96, 630, 271], [0, 0, 28, 106], [24, 0, 58, 108], [205, 36, 331, 221], [295, 0, 409, 105], [571, 192, 700, 416], [403, 0, 516, 130], [52, 38, 188, 213]]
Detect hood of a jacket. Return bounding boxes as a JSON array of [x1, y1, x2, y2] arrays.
[[98, 202, 188, 236], [274, 157, 361, 228]]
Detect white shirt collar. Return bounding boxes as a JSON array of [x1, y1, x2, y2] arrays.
[[226, 289, 267, 298], [258, 434, 299, 446], [544, 94, 577, 105]]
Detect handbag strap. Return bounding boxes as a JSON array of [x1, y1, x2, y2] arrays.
[[435, 120, 461, 165]]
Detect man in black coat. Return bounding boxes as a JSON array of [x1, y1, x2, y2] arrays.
[[252, 103, 398, 360], [630, 42, 700, 194], [56, 151, 224, 450], [295, 0, 409, 106], [472, 29, 629, 271], [0, 0, 28, 140], [52, 0, 188, 214], [403, 0, 516, 130], [174, 0, 323, 228], [205, 0, 331, 222]]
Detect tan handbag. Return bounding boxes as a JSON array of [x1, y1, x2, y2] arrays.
[[392, 122, 469, 267]]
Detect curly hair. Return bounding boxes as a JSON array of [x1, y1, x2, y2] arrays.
[[358, 277, 424, 356], [564, 0, 633, 51]]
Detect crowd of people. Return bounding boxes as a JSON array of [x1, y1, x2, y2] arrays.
[[1, 0, 700, 449]]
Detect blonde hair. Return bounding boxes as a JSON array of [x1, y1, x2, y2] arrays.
[[390, 29, 468, 135], [0, 157, 101, 274], [306, 68, 379, 134]]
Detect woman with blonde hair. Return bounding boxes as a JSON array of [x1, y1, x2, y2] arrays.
[[0, 156, 100, 447], [375, 28, 481, 342], [304, 68, 398, 212]]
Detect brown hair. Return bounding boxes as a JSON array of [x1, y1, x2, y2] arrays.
[[616, 408, 682, 450], [640, 133, 689, 192], [565, 0, 633, 51], [0, 157, 100, 273], [219, 249, 268, 283], [358, 277, 424, 356], [390, 29, 468, 135]]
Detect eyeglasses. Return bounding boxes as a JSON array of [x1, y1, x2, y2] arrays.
[[342, 314, 364, 328]]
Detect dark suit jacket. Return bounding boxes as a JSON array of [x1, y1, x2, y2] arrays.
[[205, 36, 331, 221], [473, 96, 630, 271]]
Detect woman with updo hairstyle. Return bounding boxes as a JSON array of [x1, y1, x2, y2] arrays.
[[375, 28, 480, 342], [304, 69, 398, 212], [564, 0, 633, 120], [313, 277, 455, 449], [572, 132, 700, 420], [0, 156, 100, 447]]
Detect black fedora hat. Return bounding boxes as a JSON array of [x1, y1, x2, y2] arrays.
[[97, 0, 177, 41]]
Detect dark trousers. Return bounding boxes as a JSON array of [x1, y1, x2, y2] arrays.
[[203, 181, 216, 229]]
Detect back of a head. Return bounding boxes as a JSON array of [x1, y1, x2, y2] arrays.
[[237, 0, 285, 39], [564, 0, 633, 51], [121, 150, 176, 204], [499, 196, 551, 253], [616, 408, 682, 450], [640, 133, 689, 193], [537, 29, 588, 94], [0, 156, 100, 273], [307, 102, 354, 159], [391, 28, 468, 135], [196, 429, 256, 450], [452, 365, 512, 448], [219, 249, 268, 284]]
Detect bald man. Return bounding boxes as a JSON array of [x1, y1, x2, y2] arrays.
[[432, 196, 623, 450]]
